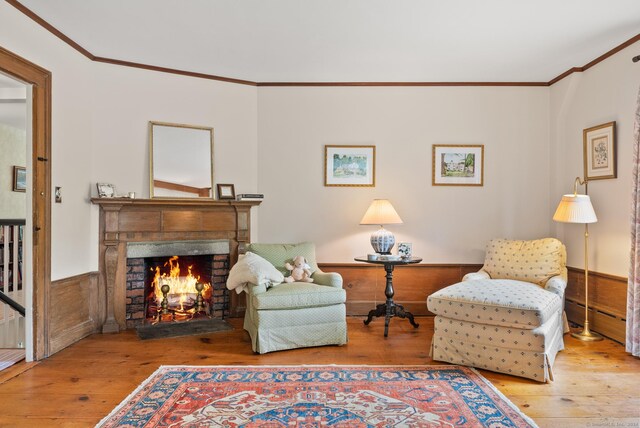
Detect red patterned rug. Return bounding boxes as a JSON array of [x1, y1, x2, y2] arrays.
[[97, 365, 537, 427]]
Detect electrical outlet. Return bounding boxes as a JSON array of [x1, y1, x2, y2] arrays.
[[55, 186, 62, 203]]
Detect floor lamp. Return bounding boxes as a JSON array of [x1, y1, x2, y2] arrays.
[[553, 177, 602, 341]]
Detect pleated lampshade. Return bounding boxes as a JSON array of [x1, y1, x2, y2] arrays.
[[360, 199, 403, 225], [553, 194, 597, 224]]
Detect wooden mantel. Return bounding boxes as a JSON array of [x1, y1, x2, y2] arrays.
[[91, 198, 260, 333]]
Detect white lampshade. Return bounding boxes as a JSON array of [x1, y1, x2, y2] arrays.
[[360, 199, 403, 225], [553, 194, 597, 224]]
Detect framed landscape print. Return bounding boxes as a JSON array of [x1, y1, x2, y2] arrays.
[[432, 144, 484, 186], [12, 166, 26, 192], [324, 145, 375, 187], [583, 121, 616, 180]]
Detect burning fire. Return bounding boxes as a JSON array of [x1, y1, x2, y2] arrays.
[[150, 256, 212, 315]]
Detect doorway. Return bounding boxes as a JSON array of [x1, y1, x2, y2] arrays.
[[0, 46, 52, 361], [0, 72, 27, 368]]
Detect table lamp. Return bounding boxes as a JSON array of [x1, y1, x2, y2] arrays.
[[360, 199, 403, 254], [553, 177, 601, 341]]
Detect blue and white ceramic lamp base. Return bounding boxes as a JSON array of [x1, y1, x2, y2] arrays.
[[370, 227, 395, 254]]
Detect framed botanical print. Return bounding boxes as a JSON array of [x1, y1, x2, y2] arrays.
[[324, 145, 375, 187], [583, 121, 616, 180], [432, 144, 484, 186]]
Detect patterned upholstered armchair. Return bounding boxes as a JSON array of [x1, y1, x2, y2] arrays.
[[241, 242, 348, 354], [427, 238, 569, 382]]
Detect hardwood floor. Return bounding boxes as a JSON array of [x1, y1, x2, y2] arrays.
[[0, 317, 638, 427]]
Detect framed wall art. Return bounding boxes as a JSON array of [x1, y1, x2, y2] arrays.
[[216, 183, 236, 200], [432, 144, 484, 186], [324, 145, 375, 187], [12, 166, 26, 192], [583, 121, 616, 180]]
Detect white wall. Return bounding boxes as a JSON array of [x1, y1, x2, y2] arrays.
[[550, 40, 640, 277], [0, 2, 95, 280], [90, 63, 259, 261], [258, 86, 551, 263], [0, 2, 259, 280], [0, 121, 26, 219]]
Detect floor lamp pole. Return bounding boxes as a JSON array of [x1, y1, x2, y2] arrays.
[[571, 223, 602, 341]]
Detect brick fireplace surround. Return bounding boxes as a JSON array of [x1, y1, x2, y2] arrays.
[[91, 198, 260, 333]]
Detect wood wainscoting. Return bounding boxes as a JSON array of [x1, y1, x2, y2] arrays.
[[48, 272, 99, 355], [318, 263, 482, 316], [566, 267, 627, 343], [320, 263, 628, 343]]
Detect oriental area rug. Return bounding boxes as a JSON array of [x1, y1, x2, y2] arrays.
[[96, 365, 537, 427]]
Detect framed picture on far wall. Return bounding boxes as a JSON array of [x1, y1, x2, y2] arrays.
[[324, 145, 376, 187], [12, 166, 26, 192], [432, 144, 484, 186], [584, 121, 616, 180]]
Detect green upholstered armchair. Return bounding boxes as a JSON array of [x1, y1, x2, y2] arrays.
[[242, 242, 348, 354]]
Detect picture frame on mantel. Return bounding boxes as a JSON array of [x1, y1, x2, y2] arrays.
[[217, 183, 236, 200], [96, 183, 116, 198], [432, 144, 484, 186], [584, 121, 616, 181], [324, 145, 376, 187]]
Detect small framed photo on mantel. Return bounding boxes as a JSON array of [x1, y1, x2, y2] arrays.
[[216, 183, 236, 200], [584, 121, 616, 181]]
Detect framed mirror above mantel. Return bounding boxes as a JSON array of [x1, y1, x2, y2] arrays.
[[149, 121, 214, 199]]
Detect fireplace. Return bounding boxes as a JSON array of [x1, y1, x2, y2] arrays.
[[91, 198, 260, 333], [125, 240, 230, 329]]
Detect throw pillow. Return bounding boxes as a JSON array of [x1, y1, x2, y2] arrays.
[[226, 252, 285, 294], [482, 238, 565, 286]]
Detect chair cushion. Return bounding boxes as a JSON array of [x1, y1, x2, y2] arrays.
[[252, 282, 346, 310], [427, 279, 562, 329], [482, 238, 566, 286], [247, 242, 319, 276]]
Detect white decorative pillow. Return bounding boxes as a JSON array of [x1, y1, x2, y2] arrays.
[[226, 252, 284, 294]]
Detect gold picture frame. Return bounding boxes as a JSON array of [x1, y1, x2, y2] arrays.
[[324, 145, 376, 187], [583, 121, 616, 181], [432, 144, 484, 186]]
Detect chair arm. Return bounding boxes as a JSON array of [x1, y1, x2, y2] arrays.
[[463, 270, 490, 281], [312, 269, 343, 288], [246, 282, 267, 296], [544, 275, 567, 298]]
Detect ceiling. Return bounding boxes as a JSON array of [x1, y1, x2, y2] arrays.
[[16, 0, 640, 83]]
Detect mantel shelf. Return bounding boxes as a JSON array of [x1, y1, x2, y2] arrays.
[[90, 198, 261, 208]]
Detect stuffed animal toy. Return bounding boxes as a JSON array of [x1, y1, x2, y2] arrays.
[[284, 256, 314, 283]]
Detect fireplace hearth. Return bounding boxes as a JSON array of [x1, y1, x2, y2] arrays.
[[125, 240, 230, 329]]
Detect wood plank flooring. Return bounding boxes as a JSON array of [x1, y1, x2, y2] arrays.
[[0, 317, 639, 427]]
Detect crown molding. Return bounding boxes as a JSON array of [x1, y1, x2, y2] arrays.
[[7, 0, 640, 88]]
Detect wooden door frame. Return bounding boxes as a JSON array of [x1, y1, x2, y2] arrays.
[[0, 46, 52, 360]]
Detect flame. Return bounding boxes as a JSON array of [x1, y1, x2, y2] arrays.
[[150, 256, 212, 315]]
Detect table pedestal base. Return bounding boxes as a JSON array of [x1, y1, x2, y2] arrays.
[[363, 301, 419, 337]]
